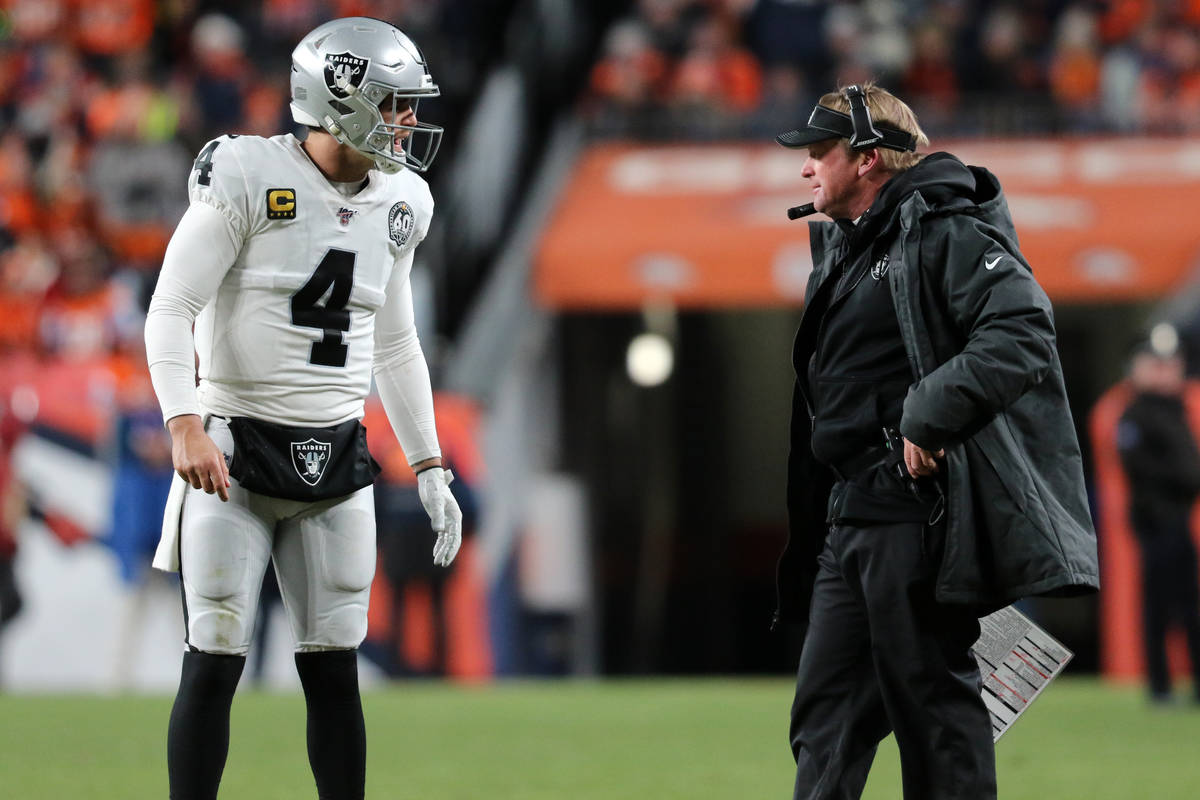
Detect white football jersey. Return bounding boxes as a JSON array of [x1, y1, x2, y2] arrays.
[[187, 133, 433, 425]]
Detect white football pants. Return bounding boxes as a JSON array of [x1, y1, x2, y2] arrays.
[[178, 417, 376, 655]]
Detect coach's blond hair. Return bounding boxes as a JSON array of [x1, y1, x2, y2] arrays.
[[819, 83, 928, 172]]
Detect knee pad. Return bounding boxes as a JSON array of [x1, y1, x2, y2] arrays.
[[309, 602, 369, 650], [182, 515, 249, 602], [319, 509, 376, 594], [182, 517, 254, 654], [188, 610, 250, 655]]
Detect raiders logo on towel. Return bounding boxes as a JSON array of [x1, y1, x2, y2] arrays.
[[292, 439, 331, 486]]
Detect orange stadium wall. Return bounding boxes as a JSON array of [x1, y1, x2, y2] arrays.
[[535, 138, 1200, 310], [1091, 381, 1200, 682]]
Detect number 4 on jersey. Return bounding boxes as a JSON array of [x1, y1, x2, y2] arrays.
[[192, 136, 237, 186], [192, 140, 221, 186], [292, 249, 356, 367]]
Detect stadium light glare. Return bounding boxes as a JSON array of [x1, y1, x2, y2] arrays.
[[626, 332, 674, 387], [1149, 322, 1179, 357]]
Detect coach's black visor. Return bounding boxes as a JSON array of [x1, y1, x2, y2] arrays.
[[776, 104, 917, 153]]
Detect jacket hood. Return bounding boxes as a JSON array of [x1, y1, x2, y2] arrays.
[[844, 152, 993, 254]]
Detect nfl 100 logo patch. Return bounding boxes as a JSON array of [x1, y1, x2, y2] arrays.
[[291, 439, 331, 486], [388, 201, 415, 247]]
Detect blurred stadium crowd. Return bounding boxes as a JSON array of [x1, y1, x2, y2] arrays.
[[585, 0, 1200, 138]]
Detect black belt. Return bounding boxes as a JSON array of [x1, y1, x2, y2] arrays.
[[828, 446, 888, 482], [826, 434, 948, 527]]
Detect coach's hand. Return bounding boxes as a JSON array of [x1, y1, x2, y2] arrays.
[[903, 437, 945, 479], [417, 466, 463, 567], [167, 414, 230, 502]]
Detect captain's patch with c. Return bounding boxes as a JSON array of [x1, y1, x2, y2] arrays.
[[266, 188, 297, 219]]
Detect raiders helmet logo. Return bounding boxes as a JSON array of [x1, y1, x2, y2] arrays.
[[291, 439, 331, 486], [388, 201, 415, 247], [324, 52, 369, 99]]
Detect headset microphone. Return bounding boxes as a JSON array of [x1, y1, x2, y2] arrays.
[[787, 203, 816, 220]]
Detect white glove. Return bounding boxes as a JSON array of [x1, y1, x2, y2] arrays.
[[417, 467, 463, 567]]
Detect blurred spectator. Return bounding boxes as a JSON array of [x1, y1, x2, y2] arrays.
[[37, 227, 142, 362], [1142, 25, 1200, 132], [248, 569, 284, 686], [589, 20, 669, 113], [74, 0, 156, 57], [0, 234, 56, 354], [747, 62, 810, 137], [106, 348, 175, 689], [960, 5, 1047, 105], [1100, 29, 1146, 132], [668, 10, 762, 114], [639, 0, 708, 59], [0, 391, 28, 646], [1049, 5, 1103, 127], [364, 393, 481, 677], [904, 22, 958, 123], [105, 353, 174, 588], [86, 55, 190, 267], [743, 0, 829, 80], [4, 0, 69, 43], [0, 131, 38, 235], [189, 13, 251, 138], [1116, 335, 1200, 705], [823, 1, 909, 88]]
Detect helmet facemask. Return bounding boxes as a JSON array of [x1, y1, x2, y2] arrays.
[[360, 87, 443, 174]]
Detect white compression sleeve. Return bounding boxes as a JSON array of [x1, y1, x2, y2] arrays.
[[144, 201, 241, 422], [373, 253, 441, 465]]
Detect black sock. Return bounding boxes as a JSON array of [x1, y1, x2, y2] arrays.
[[295, 650, 366, 800], [167, 650, 246, 800]]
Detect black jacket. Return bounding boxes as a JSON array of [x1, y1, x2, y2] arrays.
[[1117, 392, 1200, 535], [778, 153, 1100, 622]]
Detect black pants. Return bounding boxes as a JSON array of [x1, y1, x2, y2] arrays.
[[790, 521, 995, 800], [1136, 524, 1200, 700]]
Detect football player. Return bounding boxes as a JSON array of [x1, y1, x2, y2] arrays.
[[143, 17, 461, 800]]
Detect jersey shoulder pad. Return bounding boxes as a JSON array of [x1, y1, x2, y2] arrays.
[[187, 135, 272, 234]]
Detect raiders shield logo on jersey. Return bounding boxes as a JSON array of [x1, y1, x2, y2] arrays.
[[291, 439, 331, 486], [324, 52, 369, 99], [388, 201, 415, 247]]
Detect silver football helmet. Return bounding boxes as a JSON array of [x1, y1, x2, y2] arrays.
[[290, 17, 443, 174]]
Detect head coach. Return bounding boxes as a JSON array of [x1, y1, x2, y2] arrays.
[[773, 83, 1099, 799]]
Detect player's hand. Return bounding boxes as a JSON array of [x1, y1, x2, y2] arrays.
[[417, 467, 462, 567], [903, 437, 944, 479], [167, 414, 230, 502]]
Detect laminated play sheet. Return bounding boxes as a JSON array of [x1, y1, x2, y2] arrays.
[[971, 605, 1074, 742]]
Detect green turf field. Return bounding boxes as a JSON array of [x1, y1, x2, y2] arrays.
[[2, 677, 1198, 798]]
